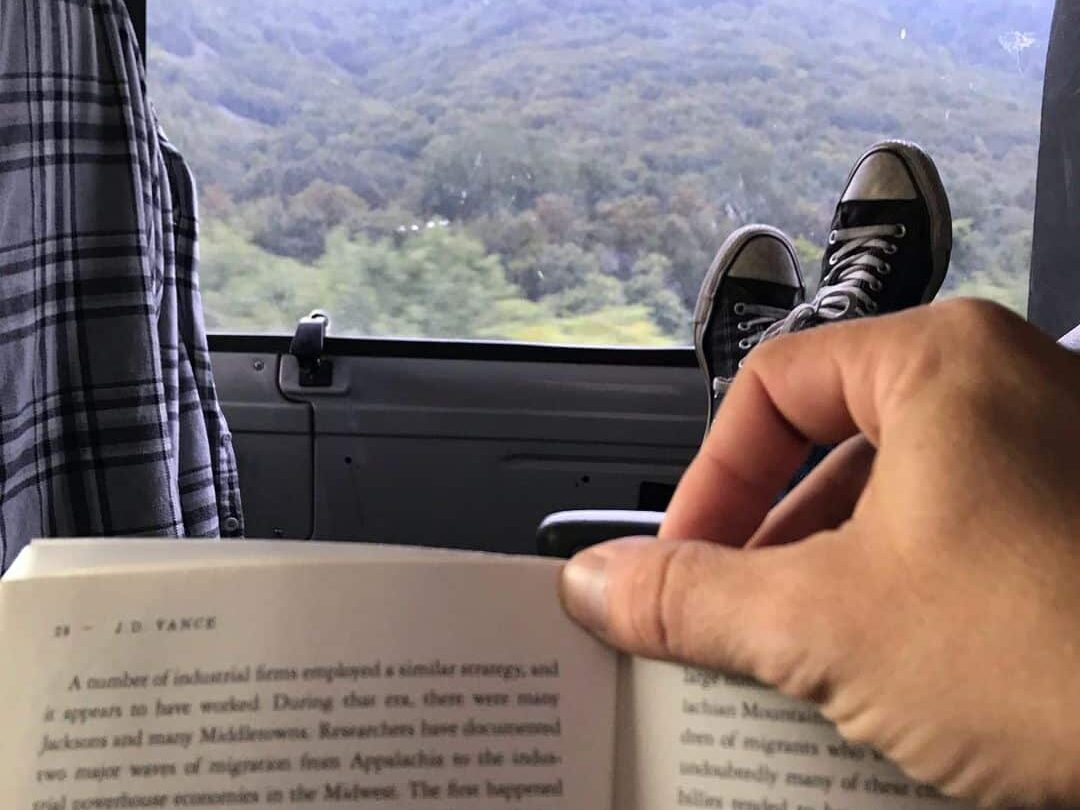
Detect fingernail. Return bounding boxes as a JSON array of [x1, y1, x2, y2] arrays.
[[560, 550, 609, 633]]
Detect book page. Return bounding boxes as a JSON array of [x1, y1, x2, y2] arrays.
[[616, 657, 975, 810], [4, 539, 493, 581], [0, 557, 616, 808]]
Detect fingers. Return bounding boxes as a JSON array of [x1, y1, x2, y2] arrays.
[[660, 305, 945, 546], [560, 535, 866, 698], [747, 435, 877, 549], [660, 370, 816, 545]]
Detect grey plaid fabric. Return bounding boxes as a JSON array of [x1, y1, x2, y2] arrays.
[[0, 0, 244, 571]]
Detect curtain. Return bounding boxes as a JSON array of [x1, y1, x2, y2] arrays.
[[0, 0, 244, 571]]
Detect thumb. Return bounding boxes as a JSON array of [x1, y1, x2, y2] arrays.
[[560, 534, 866, 700]]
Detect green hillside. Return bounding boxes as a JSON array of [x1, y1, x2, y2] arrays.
[[148, 0, 1052, 344]]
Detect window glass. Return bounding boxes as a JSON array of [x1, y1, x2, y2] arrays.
[[148, 1, 1052, 345]]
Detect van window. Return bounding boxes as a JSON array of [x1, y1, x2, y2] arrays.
[[148, 1, 1052, 345]]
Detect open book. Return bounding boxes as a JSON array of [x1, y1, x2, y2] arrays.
[[2, 540, 970, 809]]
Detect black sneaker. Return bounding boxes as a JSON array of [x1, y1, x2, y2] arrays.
[[763, 140, 952, 338], [693, 224, 805, 427]]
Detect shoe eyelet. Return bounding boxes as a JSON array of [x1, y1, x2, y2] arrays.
[[828, 254, 839, 266], [870, 280, 883, 292], [736, 322, 750, 332], [738, 339, 753, 351], [868, 302, 879, 313], [880, 263, 892, 275], [884, 244, 898, 256], [828, 230, 839, 245], [895, 224, 907, 239], [733, 302, 747, 315], [737, 360, 746, 370]]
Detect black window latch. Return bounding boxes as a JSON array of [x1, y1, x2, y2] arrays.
[[290, 310, 333, 387]]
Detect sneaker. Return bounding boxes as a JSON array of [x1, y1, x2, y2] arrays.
[[693, 224, 805, 427], [763, 140, 952, 339]]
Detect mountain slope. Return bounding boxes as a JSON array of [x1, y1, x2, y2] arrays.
[[148, 0, 1052, 341]]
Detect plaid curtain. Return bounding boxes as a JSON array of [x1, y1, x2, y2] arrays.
[[0, 0, 244, 571]]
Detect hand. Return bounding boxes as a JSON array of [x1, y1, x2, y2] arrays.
[[559, 299, 1080, 807]]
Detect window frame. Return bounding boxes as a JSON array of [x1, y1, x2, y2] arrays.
[[207, 333, 698, 367]]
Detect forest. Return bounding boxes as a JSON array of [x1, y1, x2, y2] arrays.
[[148, 0, 1053, 345]]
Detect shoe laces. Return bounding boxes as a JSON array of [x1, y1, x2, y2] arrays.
[[712, 300, 792, 397], [760, 223, 905, 341]]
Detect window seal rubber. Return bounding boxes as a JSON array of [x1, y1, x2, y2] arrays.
[[208, 333, 697, 368]]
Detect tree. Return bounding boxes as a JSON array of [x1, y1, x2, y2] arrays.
[[544, 273, 627, 316], [509, 243, 603, 301], [316, 227, 519, 339], [626, 254, 692, 340], [243, 181, 368, 262], [198, 222, 321, 333]]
